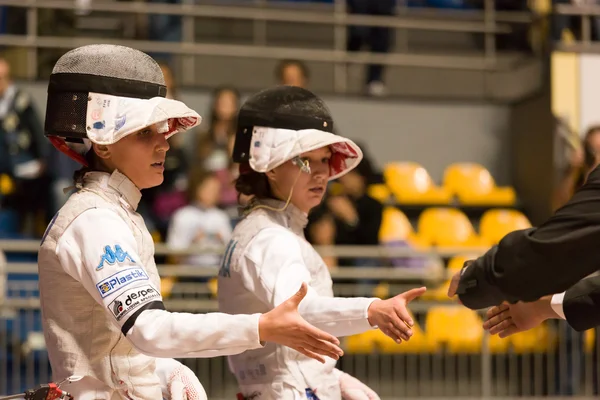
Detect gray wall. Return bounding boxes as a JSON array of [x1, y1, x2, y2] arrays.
[[20, 81, 511, 184]]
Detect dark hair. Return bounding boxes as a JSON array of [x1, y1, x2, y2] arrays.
[[275, 59, 309, 82], [234, 165, 273, 201], [186, 168, 218, 203], [72, 149, 105, 185]]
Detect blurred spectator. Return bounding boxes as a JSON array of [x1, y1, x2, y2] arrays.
[[346, 0, 395, 97], [167, 168, 232, 268], [147, 0, 182, 63], [194, 86, 240, 209], [553, 124, 600, 211], [306, 209, 338, 268], [329, 159, 382, 263], [275, 59, 310, 88], [160, 62, 179, 100], [0, 58, 51, 237]]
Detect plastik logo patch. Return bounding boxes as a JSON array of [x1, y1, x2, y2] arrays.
[[96, 268, 149, 298], [108, 284, 161, 321]]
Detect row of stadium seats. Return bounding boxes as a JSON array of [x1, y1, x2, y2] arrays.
[[370, 162, 516, 206], [344, 308, 597, 355], [379, 206, 531, 249]]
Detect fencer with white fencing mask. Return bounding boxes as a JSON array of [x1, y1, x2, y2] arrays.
[[218, 86, 427, 400], [37, 45, 343, 400]]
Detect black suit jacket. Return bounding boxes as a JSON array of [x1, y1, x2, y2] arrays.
[[564, 275, 600, 332], [456, 165, 600, 310]]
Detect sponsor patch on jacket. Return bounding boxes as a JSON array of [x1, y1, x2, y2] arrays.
[[96, 267, 148, 298], [96, 244, 136, 271], [218, 240, 237, 278], [107, 284, 161, 321]]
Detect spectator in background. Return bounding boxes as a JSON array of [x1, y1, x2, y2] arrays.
[[167, 168, 232, 269], [147, 0, 182, 63], [553, 124, 600, 211], [195, 86, 239, 165], [195, 86, 240, 209], [328, 157, 383, 266], [305, 206, 338, 268], [346, 0, 395, 97], [275, 59, 310, 88], [0, 58, 51, 237]]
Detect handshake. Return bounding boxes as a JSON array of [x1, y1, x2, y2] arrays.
[[446, 265, 560, 339]]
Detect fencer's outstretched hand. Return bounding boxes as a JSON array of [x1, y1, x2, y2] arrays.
[[367, 287, 426, 343], [483, 296, 558, 338], [258, 282, 344, 363]]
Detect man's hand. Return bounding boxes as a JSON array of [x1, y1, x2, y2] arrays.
[[447, 270, 461, 298], [367, 287, 426, 343], [483, 296, 558, 338], [259, 282, 344, 364]]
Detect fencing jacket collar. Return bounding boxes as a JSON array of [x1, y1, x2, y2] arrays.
[[250, 198, 309, 236], [83, 169, 142, 210]]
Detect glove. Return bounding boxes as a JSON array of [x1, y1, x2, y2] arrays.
[[155, 358, 208, 400], [334, 368, 380, 400]]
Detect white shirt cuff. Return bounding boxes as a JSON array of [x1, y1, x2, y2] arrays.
[[551, 292, 566, 320]]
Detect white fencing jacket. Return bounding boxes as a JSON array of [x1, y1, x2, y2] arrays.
[[218, 199, 379, 400], [38, 170, 263, 400]]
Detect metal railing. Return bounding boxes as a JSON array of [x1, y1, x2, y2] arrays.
[[0, 0, 540, 91], [554, 3, 600, 53], [1, 242, 599, 399]]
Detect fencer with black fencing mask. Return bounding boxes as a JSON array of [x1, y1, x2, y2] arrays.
[[218, 86, 427, 400], [37, 45, 343, 400]]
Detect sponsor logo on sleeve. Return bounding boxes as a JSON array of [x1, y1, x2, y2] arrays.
[[96, 267, 148, 298], [97, 244, 136, 271], [107, 284, 161, 321]]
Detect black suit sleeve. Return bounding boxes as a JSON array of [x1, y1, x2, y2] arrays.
[[563, 275, 600, 332], [457, 166, 600, 310]]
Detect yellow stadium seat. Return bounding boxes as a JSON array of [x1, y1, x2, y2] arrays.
[[367, 184, 392, 203], [426, 306, 509, 353], [443, 163, 516, 206], [160, 277, 175, 298], [207, 278, 218, 298], [480, 209, 532, 245], [379, 207, 426, 248], [508, 324, 556, 354], [0, 174, 14, 195], [384, 162, 452, 205], [421, 254, 480, 302], [417, 208, 489, 249], [345, 317, 438, 354], [151, 230, 162, 243], [585, 329, 596, 354], [345, 330, 379, 354]]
